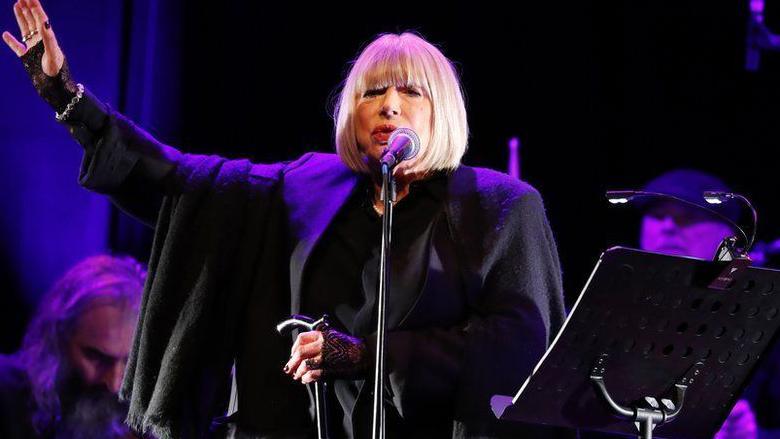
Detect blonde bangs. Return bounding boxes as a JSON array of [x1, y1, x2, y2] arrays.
[[352, 44, 432, 100]]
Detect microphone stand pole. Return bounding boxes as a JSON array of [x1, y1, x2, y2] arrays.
[[371, 162, 395, 439]]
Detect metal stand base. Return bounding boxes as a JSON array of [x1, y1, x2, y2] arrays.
[[590, 353, 703, 439]]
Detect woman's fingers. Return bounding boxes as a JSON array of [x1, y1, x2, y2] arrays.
[[13, 2, 31, 38], [28, 0, 55, 51], [18, 1, 38, 46], [289, 330, 322, 355], [284, 331, 324, 378], [293, 355, 323, 382], [2, 31, 27, 56], [300, 368, 323, 385], [24, 0, 62, 76], [286, 338, 323, 376]]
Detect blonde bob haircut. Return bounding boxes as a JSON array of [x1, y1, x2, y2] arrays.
[[334, 32, 469, 174]]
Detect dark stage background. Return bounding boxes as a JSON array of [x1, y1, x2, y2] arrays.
[[1, 0, 779, 353]]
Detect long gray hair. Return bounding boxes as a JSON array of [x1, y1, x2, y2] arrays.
[[17, 254, 145, 434]]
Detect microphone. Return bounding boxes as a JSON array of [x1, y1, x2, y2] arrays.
[[380, 127, 420, 169]]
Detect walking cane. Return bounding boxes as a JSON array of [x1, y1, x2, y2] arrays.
[[277, 314, 330, 439]]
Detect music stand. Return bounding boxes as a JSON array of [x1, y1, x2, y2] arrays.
[[492, 247, 780, 439]]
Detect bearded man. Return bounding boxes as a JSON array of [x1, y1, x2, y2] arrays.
[[0, 255, 145, 438]]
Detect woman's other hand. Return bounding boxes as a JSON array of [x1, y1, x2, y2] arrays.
[[3, 0, 63, 75], [284, 328, 369, 384], [284, 330, 325, 384]]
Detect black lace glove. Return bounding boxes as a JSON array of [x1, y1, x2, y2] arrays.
[[20, 41, 78, 114], [317, 327, 369, 380]]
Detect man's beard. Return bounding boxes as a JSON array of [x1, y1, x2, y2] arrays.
[[54, 366, 132, 439]]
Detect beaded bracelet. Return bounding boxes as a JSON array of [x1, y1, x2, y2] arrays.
[[55, 83, 84, 121]]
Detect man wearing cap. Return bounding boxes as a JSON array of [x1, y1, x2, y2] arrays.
[[639, 169, 741, 260], [638, 169, 757, 439]]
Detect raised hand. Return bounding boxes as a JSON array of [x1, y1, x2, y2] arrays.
[[3, 0, 79, 115], [3, 0, 63, 76]]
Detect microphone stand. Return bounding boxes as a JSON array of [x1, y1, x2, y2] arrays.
[[371, 162, 395, 439]]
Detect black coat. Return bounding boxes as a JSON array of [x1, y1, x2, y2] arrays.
[[68, 92, 567, 439]]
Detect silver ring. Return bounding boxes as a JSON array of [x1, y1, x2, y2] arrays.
[[22, 29, 38, 43]]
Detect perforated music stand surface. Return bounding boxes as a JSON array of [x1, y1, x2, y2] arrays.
[[492, 247, 780, 439]]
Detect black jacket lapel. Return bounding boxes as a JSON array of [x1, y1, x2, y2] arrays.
[[283, 153, 358, 314]]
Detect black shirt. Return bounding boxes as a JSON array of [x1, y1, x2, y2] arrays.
[[301, 172, 449, 437]]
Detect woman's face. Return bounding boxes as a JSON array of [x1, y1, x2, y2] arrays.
[[354, 82, 432, 171]]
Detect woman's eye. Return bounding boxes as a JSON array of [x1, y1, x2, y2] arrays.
[[403, 88, 421, 96], [363, 88, 385, 98]]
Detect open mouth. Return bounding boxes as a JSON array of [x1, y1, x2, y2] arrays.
[[372, 132, 390, 144], [371, 124, 397, 145]]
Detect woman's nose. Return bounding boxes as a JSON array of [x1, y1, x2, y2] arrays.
[[380, 87, 401, 117]]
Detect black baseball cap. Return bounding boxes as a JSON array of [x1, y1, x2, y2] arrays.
[[640, 169, 741, 224]]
